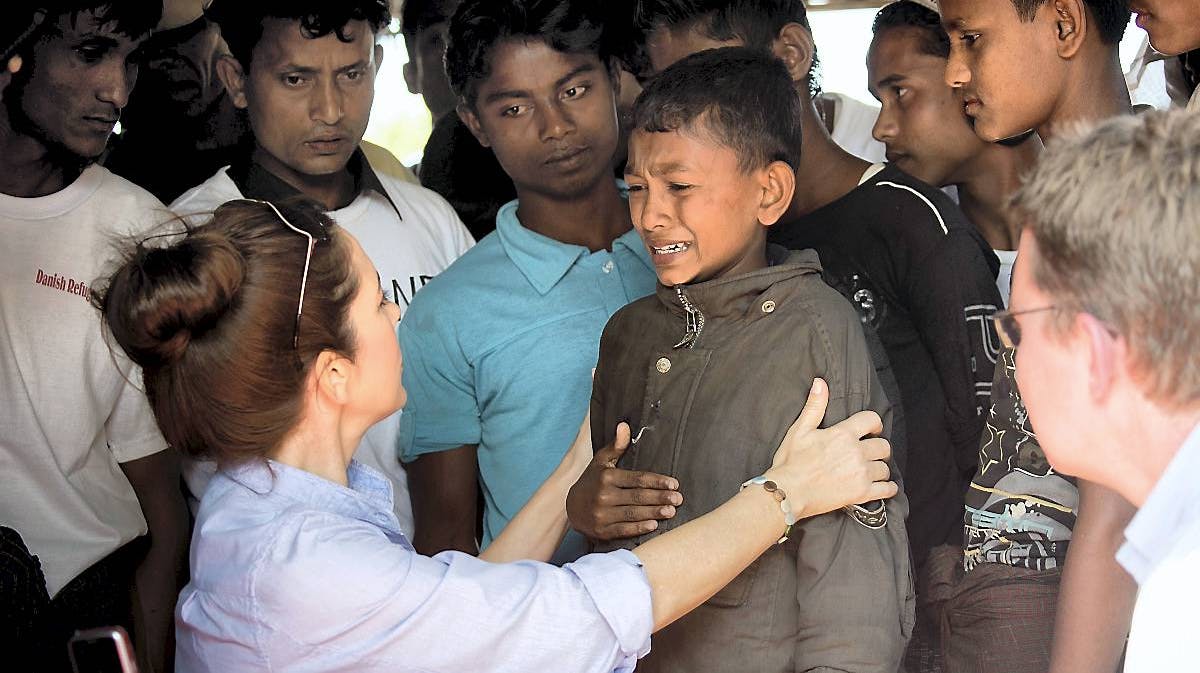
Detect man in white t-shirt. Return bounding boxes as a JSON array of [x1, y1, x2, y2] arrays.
[[1004, 109, 1200, 673], [0, 3, 188, 670], [173, 1, 473, 534]]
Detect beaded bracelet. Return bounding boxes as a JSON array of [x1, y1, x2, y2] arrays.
[[741, 476, 797, 544]]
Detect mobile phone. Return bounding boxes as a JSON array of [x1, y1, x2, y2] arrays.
[[68, 626, 140, 673]]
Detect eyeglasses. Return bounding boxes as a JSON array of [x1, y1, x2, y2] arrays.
[[231, 199, 330, 354], [992, 306, 1058, 350]]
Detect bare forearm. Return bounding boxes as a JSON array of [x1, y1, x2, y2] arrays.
[[123, 450, 190, 673], [132, 541, 186, 673], [482, 413, 594, 563], [408, 447, 480, 556], [480, 468, 574, 564], [634, 488, 784, 631], [1048, 481, 1137, 673]]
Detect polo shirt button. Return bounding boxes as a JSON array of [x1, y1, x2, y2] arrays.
[[603, 260, 614, 273], [656, 357, 671, 373], [762, 300, 776, 314]]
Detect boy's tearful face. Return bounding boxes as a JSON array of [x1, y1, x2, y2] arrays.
[[940, 0, 1062, 142], [624, 126, 779, 287]]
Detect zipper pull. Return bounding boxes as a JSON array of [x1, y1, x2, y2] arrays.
[[672, 286, 705, 349]]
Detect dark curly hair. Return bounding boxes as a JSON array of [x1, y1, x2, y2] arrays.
[[8, 0, 161, 48], [206, 0, 390, 70], [445, 0, 614, 108]]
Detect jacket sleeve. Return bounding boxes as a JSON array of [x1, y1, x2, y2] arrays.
[[903, 225, 1003, 482], [794, 305, 914, 672]]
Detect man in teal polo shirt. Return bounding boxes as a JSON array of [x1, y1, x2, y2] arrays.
[[398, 0, 657, 558]]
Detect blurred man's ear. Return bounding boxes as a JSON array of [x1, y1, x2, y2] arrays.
[[215, 54, 248, 109], [771, 23, 815, 90], [458, 103, 490, 148]]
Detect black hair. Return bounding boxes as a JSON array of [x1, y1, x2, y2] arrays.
[[13, 0, 161, 46], [631, 0, 822, 97], [206, 0, 390, 70], [445, 0, 613, 107], [400, 0, 456, 40], [1010, 0, 1130, 45], [631, 46, 802, 172], [872, 1, 949, 59]]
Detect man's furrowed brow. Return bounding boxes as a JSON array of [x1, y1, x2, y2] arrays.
[[336, 60, 371, 74]]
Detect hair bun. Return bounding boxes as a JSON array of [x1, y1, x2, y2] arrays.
[[102, 233, 247, 369]]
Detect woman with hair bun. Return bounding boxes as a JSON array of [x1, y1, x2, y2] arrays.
[[96, 199, 899, 673]]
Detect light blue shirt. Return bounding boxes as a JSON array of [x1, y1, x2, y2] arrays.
[[176, 459, 654, 673], [1116, 422, 1200, 673], [398, 196, 656, 548]]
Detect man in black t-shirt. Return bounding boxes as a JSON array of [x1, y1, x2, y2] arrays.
[[769, 162, 1001, 560]]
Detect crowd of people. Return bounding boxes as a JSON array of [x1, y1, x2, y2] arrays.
[[1, 0, 1197, 672]]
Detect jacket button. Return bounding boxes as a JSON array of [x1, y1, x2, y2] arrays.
[[656, 357, 672, 373], [761, 300, 776, 314]]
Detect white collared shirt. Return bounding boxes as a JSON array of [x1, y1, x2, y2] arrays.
[[1117, 422, 1200, 673]]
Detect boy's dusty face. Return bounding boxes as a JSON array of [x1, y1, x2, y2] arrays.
[[624, 127, 773, 287], [868, 28, 985, 187], [940, 0, 1063, 142], [463, 40, 620, 202], [1131, 0, 1200, 55]]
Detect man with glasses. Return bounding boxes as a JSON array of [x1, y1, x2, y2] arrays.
[[170, 0, 474, 535], [0, 3, 189, 670], [1003, 108, 1200, 673]]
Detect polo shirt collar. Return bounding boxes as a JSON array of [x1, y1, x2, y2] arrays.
[[223, 458, 402, 536], [495, 196, 650, 296], [228, 147, 402, 219], [1118, 421, 1200, 584]]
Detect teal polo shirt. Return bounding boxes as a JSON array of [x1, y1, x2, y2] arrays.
[[398, 196, 656, 550]]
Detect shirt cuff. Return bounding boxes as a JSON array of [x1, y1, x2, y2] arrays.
[[565, 549, 653, 664]]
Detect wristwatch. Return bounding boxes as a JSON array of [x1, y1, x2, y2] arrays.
[[842, 501, 888, 529]]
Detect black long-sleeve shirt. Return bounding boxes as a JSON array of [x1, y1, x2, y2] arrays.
[[770, 163, 1003, 566]]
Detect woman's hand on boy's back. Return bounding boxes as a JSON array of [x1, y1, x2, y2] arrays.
[[566, 424, 684, 541]]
